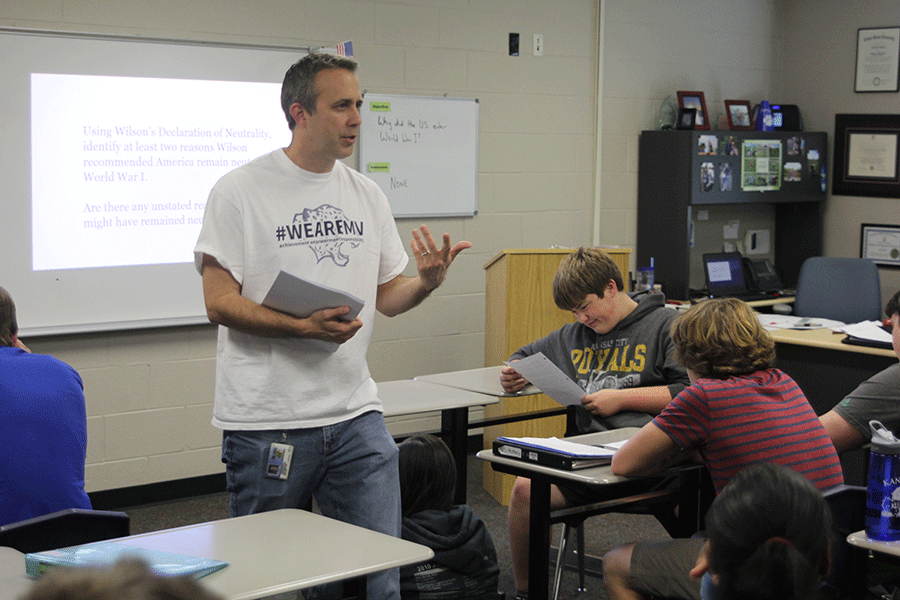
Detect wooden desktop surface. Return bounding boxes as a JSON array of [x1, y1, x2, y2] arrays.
[[767, 325, 895, 358]]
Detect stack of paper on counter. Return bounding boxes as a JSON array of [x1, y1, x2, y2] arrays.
[[25, 541, 228, 579], [493, 436, 627, 470]]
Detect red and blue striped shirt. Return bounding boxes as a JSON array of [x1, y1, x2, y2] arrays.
[[653, 368, 843, 493]]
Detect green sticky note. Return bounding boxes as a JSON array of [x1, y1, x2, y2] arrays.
[[370, 101, 391, 112], [368, 163, 390, 172]]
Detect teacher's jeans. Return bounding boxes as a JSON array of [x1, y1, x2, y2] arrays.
[[222, 410, 401, 600]]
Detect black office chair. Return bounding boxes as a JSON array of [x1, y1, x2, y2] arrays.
[[793, 257, 882, 324], [0, 508, 130, 554]]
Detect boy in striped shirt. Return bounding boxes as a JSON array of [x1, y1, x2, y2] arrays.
[[603, 297, 842, 600]]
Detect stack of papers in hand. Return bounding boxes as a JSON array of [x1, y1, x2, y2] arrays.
[[261, 270, 365, 353], [493, 436, 626, 470], [25, 541, 228, 579]]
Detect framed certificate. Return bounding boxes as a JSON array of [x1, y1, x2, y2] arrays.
[[860, 223, 900, 267], [855, 27, 900, 92], [833, 114, 900, 198]]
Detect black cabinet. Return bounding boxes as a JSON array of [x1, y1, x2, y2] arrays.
[[637, 130, 827, 300]]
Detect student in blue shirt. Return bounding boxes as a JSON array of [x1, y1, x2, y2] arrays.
[[0, 286, 91, 526]]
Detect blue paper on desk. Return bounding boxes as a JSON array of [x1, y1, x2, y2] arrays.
[[25, 541, 228, 578]]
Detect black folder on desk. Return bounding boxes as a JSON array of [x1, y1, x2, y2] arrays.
[[841, 323, 894, 349], [492, 436, 616, 470], [842, 335, 893, 350]]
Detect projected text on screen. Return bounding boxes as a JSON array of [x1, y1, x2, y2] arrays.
[[31, 73, 287, 271]]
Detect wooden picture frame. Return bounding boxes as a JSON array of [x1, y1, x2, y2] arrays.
[[724, 100, 753, 130], [677, 91, 709, 130], [833, 113, 900, 198]]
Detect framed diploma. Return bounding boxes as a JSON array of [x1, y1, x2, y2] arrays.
[[860, 223, 900, 267], [855, 27, 900, 92], [833, 114, 900, 198]]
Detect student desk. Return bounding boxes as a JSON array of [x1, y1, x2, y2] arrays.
[[767, 326, 897, 484], [0, 509, 433, 600], [379, 378, 502, 504], [478, 428, 709, 600], [415, 365, 541, 397], [412, 367, 567, 502], [847, 530, 900, 556]]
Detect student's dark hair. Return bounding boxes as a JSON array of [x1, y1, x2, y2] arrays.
[[552, 247, 625, 310], [0, 286, 18, 348], [21, 557, 224, 600], [706, 461, 832, 600], [397, 434, 457, 517], [280, 52, 358, 130], [887, 289, 900, 319], [670, 297, 775, 378]]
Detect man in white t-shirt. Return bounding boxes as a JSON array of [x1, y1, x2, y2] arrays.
[[194, 52, 470, 599]]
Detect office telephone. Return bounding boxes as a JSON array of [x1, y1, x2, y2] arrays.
[[742, 258, 784, 293]]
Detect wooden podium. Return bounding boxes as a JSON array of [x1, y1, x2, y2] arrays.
[[482, 247, 631, 504]]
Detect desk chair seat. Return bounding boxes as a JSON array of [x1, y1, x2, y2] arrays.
[[793, 257, 881, 324], [0, 508, 130, 554]]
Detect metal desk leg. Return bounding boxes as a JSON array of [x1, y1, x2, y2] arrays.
[[341, 575, 366, 599], [441, 406, 469, 505], [675, 467, 701, 537], [528, 476, 553, 600]]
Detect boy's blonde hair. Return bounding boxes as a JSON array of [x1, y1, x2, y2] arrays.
[[552, 247, 625, 310], [671, 297, 775, 379]]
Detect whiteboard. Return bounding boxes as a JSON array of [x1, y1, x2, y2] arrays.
[[359, 93, 478, 218]]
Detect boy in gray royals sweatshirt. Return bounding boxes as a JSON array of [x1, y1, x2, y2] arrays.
[[500, 246, 690, 599]]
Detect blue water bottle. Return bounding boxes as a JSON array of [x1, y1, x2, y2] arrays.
[[866, 420, 900, 540], [755, 100, 773, 131]]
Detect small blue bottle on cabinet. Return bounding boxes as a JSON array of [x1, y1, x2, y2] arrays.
[[866, 420, 900, 541], [756, 100, 774, 131]]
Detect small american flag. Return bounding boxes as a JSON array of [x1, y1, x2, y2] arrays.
[[335, 40, 353, 56]]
